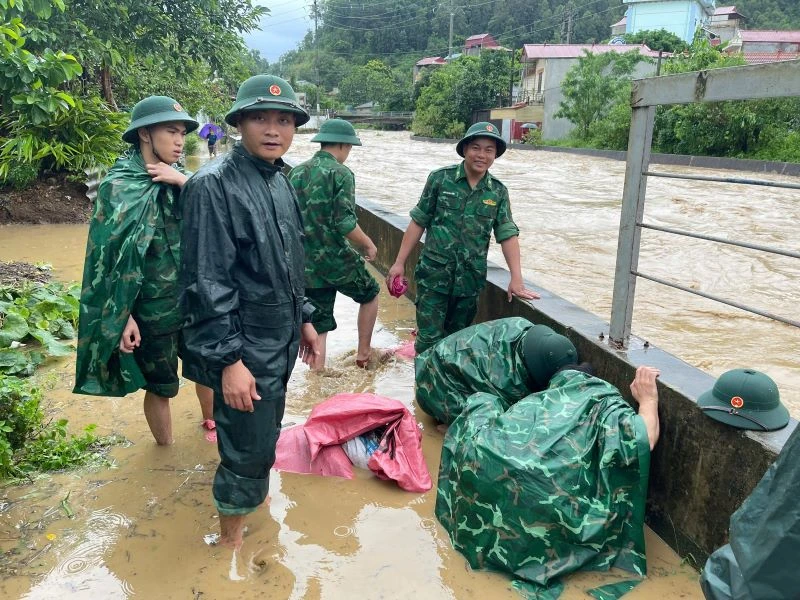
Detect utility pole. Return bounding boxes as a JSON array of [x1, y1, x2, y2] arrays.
[[448, 0, 454, 60], [508, 48, 515, 107], [566, 4, 575, 44], [314, 0, 320, 111]]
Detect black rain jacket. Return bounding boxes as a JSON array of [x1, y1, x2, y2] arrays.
[[179, 143, 313, 395]]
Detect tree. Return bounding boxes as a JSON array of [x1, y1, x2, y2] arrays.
[[623, 29, 689, 54], [24, 0, 268, 106], [413, 51, 511, 138], [555, 50, 647, 139], [339, 60, 395, 106]]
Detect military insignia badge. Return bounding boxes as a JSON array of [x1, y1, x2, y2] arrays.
[[173, 103, 183, 112], [483, 198, 497, 206], [486, 124, 494, 132], [269, 84, 282, 96], [731, 396, 744, 409]]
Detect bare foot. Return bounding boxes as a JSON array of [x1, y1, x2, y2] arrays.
[[356, 348, 395, 369], [219, 514, 246, 549]]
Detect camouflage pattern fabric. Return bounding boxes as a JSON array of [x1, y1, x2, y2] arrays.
[[415, 317, 533, 422], [410, 161, 519, 297], [414, 289, 479, 355], [74, 149, 184, 397], [132, 328, 180, 398], [436, 370, 650, 597], [288, 150, 364, 288]]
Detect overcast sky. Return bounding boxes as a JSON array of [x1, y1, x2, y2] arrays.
[[244, 0, 313, 63]]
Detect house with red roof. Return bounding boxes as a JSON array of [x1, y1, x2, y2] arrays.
[[504, 43, 662, 140], [708, 6, 747, 43], [464, 33, 499, 56], [724, 29, 800, 64], [413, 56, 447, 82]]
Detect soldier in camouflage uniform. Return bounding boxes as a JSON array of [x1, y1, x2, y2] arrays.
[[288, 119, 381, 370], [74, 96, 215, 446], [387, 122, 540, 355], [436, 366, 661, 596], [414, 317, 578, 425]]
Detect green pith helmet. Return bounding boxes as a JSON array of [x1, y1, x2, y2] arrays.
[[311, 118, 362, 146], [698, 369, 788, 431], [456, 121, 507, 158], [225, 74, 309, 127], [522, 324, 578, 389], [122, 96, 199, 144]]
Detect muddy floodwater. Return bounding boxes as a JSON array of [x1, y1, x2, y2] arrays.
[[0, 223, 700, 597]]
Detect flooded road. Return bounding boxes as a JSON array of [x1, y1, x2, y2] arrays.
[[285, 131, 799, 413], [0, 226, 700, 597]]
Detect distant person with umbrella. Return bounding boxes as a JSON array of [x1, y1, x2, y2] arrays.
[[199, 122, 224, 157]]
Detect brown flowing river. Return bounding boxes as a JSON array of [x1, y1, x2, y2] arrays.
[[2, 128, 796, 598]]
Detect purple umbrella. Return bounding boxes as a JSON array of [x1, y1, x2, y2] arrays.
[[198, 123, 224, 139]]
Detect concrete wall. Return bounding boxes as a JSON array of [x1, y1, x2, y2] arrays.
[[354, 195, 796, 565]]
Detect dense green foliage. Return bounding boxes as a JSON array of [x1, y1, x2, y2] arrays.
[[555, 50, 646, 139], [732, 0, 800, 29], [622, 29, 689, 53], [413, 52, 512, 137], [0, 0, 267, 187], [0, 279, 120, 479]]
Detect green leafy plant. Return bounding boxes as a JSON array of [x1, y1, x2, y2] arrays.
[[0, 280, 79, 375], [183, 132, 200, 156], [0, 95, 127, 183], [0, 374, 122, 478]]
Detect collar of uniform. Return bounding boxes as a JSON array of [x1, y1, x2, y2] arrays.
[[456, 160, 493, 190], [233, 141, 285, 175], [314, 150, 337, 162]]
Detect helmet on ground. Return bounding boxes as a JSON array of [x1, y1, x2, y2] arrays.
[[456, 121, 507, 158], [122, 96, 199, 144], [225, 74, 309, 127], [311, 119, 362, 145], [522, 324, 578, 389], [698, 369, 788, 431]]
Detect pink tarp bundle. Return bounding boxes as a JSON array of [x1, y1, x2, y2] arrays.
[[274, 393, 432, 492], [387, 275, 408, 298]]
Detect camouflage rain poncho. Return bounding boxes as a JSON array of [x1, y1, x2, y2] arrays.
[[436, 369, 651, 598], [415, 317, 534, 424], [73, 150, 183, 396]]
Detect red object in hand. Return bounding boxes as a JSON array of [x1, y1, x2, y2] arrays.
[[388, 275, 408, 298]]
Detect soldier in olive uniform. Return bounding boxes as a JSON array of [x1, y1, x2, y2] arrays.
[[180, 75, 320, 549], [74, 96, 215, 446], [289, 119, 381, 370], [387, 122, 539, 355]]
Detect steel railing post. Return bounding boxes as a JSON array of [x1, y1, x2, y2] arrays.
[[609, 100, 656, 348]]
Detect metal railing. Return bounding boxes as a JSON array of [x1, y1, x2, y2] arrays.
[[609, 60, 800, 347]]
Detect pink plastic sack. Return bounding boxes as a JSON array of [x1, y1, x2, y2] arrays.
[[274, 393, 432, 492]]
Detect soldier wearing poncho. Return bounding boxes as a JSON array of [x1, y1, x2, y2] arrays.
[[73, 95, 214, 446], [179, 75, 320, 549], [436, 366, 661, 597], [415, 317, 578, 425], [288, 119, 381, 370]]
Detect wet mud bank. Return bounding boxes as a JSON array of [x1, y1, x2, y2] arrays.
[[356, 196, 797, 564]]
